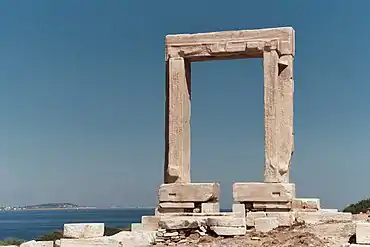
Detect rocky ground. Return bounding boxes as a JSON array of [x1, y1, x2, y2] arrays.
[[156, 221, 356, 247]]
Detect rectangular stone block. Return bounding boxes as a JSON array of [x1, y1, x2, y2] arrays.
[[295, 211, 352, 224], [255, 217, 279, 233], [357, 222, 370, 244], [207, 216, 246, 227], [201, 203, 220, 213], [159, 202, 195, 208], [63, 223, 104, 239], [266, 212, 295, 226], [60, 238, 119, 247], [320, 209, 338, 213], [232, 204, 246, 218], [292, 198, 320, 210], [158, 183, 220, 202], [233, 182, 295, 202], [141, 216, 160, 230], [159, 216, 207, 230], [246, 212, 266, 227], [20, 241, 40, 247], [131, 223, 143, 232], [210, 226, 246, 236]]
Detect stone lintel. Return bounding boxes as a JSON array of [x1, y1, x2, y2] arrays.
[[233, 182, 295, 202], [165, 27, 295, 61], [158, 183, 220, 202]]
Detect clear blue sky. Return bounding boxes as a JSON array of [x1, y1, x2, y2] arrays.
[[0, 0, 369, 209]]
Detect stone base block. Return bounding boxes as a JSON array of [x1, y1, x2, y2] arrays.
[[201, 203, 220, 213], [246, 212, 267, 227], [232, 204, 246, 218], [254, 217, 278, 232], [210, 226, 246, 236], [266, 212, 295, 226], [356, 222, 370, 244], [63, 223, 104, 239], [292, 198, 320, 211], [233, 182, 295, 202], [207, 216, 246, 227], [158, 183, 220, 202], [141, 216, 160, 230], [158, 216, 207, 230], [246, 212, 294, 227]]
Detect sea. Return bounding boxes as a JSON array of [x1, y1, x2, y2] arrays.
[[0, 208, 154, 241]]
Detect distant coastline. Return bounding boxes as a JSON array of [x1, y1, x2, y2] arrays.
[[0, 203, 96, 212]]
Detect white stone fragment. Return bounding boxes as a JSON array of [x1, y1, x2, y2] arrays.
[[20, 241, 40, 247], [357, 222, 370, 244], [255, 217, 279, 233], [63, 223, 104, 239], [37, 241, 53, 247], [55, 240, 61, 247], [109, 230, 156, 246]]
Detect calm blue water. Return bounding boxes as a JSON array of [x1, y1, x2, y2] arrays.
[[0, 208, 154, 241]]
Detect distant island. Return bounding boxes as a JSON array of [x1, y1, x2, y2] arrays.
[[0, 203, 96, 211]]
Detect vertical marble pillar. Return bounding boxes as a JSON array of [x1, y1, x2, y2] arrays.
[[164, 57, 191, 183], [263, 50, 294, 183]]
